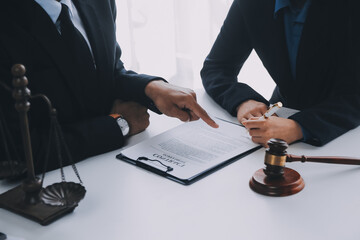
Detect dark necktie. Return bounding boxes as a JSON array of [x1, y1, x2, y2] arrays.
[[58, 4, 95, 72]]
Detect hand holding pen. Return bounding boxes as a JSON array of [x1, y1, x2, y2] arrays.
[[258, 102, 283, 120], [240, 101, 303, 147]]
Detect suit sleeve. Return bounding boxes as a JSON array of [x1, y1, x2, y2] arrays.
[[289, 5, 360, 146], [201, 0, 268, 116], [30, 114, 126, 172]]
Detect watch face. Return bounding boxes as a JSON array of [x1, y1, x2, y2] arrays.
[[117, 117, 130, 136]]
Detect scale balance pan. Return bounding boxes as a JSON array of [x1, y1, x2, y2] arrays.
[[40, 182, 86, 207]]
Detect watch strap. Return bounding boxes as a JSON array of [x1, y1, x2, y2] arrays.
[[109, 114, 130, 137]]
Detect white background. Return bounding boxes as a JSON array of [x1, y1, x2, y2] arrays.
[[115, 0, 276, 99]]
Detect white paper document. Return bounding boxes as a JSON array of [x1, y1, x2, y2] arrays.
[[118, 119, 260, 182]]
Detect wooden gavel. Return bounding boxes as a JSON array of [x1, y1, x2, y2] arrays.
[[263, 138, 360, 178], [250, 138, 360, 196]]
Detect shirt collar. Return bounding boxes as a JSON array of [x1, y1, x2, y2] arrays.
[[274, 0, 291, 17], [34, 0, 75, 24]]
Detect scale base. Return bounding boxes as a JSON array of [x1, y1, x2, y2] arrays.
[[0, 185, 76, 225], [249, 167, 305, 196]]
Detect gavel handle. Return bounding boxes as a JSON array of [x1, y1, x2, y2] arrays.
[[286, 154, 360, 165]]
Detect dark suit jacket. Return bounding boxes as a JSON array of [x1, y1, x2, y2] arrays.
[[0, 0, 161, 172], [201, 0, 360, 146]]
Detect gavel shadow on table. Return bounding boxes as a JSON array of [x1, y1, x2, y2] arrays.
[[250, 138, 360, 197]]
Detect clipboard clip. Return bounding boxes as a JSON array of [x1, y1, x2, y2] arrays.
[[137, 157, 174, 173]]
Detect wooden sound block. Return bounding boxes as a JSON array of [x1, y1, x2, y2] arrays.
[[249, 167, 305, 196]]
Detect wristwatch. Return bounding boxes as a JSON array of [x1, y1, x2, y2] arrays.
[[109, 114, 130, 137]]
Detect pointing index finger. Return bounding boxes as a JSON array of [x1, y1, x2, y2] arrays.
[[187, 102, 219, 128]]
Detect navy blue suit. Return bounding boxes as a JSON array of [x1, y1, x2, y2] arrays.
[[0, 0, 161, 172], [201, 0, 360, 146]]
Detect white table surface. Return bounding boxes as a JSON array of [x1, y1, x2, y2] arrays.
[[1, 90, 360, 240]]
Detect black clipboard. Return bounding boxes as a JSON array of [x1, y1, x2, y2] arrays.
[[116, 145, 261, 185]]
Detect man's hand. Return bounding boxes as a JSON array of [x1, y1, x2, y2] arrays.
[[145, 81, 218, 128], [110, 100, 150, 136], [237, 99, 268, 123], [242, 116, 303, 147]]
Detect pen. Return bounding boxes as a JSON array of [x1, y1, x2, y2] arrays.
[[259, 102, 283, 120]]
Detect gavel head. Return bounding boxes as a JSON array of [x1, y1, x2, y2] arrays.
[[263, 139, 288, 178]]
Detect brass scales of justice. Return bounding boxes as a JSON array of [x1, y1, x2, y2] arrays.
[[0, 64, 86, 225]]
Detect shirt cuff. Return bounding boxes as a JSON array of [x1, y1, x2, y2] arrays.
[[299, 124, 312, 142]]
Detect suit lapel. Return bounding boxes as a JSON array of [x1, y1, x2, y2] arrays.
[[72, 0, 112, 95], [269, 3, 294, 98], [29, 0, 86, 110], [296, 0, 330, 82]]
